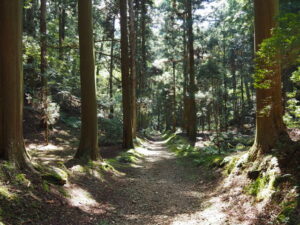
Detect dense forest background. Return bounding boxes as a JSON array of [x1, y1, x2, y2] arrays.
[[0, 0, 300, 224], [20, 0, 300, 146]]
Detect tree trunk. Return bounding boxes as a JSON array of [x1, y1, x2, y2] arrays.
[[250, 0, 287, 158], [186, 0, 197, 143], [138, 0, 147, 131], [182, 16, 189, 133], [0, 0, 30, 168], [59, 0, 66, 60], [120, 0, 134, 149], [40, 0, 49, 144], [75, 0, 99, 160], [109, 16, 115, 119], [172, 62, 176, 132], [129, 0, 137, 138], [222, 34, 228, 131]]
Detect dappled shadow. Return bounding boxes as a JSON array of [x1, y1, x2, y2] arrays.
[[0, 160, 106, 225], [218, 139, 300, 225], [62, 139, 224, 225]]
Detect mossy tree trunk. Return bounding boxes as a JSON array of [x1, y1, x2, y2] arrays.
[[120, 0, 134, 149], [75, 0, 99, 160], [250, 0, 287, 159], [0, 0, 30, 168]]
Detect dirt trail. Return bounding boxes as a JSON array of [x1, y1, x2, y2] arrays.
[[22, 135, 261, 225], [94, 136, 255, 225]]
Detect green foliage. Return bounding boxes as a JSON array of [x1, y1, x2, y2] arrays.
[[254, 13, 300, 88], [99, 117, 122, 145], [60, 113, 81, 128], [166, 133, 225, 168], [284, 67, 300, 127], [277, 200, 299, 224]]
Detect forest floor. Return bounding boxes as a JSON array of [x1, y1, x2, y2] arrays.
[[1, 130, 275, 225], [2, 110, 299, 225]]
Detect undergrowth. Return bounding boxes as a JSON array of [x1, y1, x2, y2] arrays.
[[165, 133, 226, 168]]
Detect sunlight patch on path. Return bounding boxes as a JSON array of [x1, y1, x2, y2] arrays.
[[66, 185, 115, 215], [27, 143, 64, 151]]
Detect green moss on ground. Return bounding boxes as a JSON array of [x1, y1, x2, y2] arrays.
[[224, 157, 239, 175], [165, 133, 226, 168], [116, 149, 142, 163]]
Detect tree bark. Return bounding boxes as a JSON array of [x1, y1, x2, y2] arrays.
[[59, 0, 66, 60], [75, 0, 99, 160], [129, 0, 137, 138], [0, 0, 30, 168], [172, 62, 176, 132], [186, 0, 197, 143], [40, 0, 49, 144], [250, 0, 287, 158], [109, 16, 115, 119], [120, 0, 134, 149], [138, 0, 147, 131], [182, 15, 189, 133]]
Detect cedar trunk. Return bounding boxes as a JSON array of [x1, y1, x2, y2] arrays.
[[172, 62, 176, 133], [186, 0, 197, 143], [129, 0, 137, 138], [75, 0, 99, 160], [0, 0, 30, 168], [120, 0, 134, 149], [109, 17, 115, 118], [40, 0, 49, 144], [250, 0, 287, 158]]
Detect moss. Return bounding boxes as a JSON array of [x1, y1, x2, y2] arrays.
[[225, 157, 238, 175], [166, 133, 226, 168], [246, 174, 269, 196], [245, 171, 278, 201], [57, 186, 70, 198], [116, 149, 142, 163], [41, 167, 68, 185], [0, 186, 15, 200], [42, 180, 50, 192], [97, 220, 112, 225], [14, 173, 30, 186], [277, 200, 298, 224]]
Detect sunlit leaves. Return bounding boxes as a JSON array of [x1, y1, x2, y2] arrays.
[[254, 13, 300, 89]]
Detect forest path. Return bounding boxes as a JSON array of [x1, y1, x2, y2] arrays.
[[98, 136, 250, 225]]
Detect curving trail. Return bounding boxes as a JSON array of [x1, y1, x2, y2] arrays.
[[95, 136, 258, 225]]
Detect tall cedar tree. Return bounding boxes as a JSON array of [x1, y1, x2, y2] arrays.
[[75, 0, 99, 160], [186, 0, 197, 143], [0, 0, 30, 168], [120, 0, 134, 149], [129, 0, 137, 138], [40, 0, 49, 144], [109, 16, 115, 118], [250, 0, 287, 158]]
